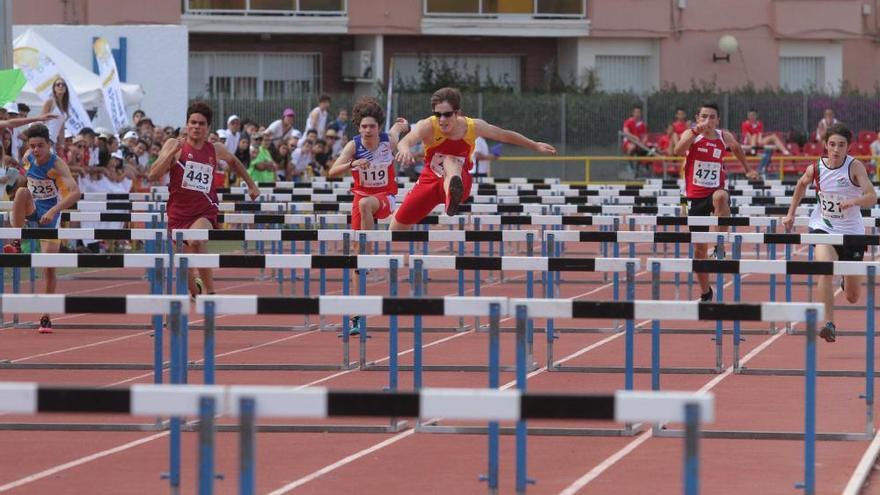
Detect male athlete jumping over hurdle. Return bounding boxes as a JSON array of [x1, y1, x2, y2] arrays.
[[391, 87, 556, 230], [327, 96, 409, 233], [3, 124, 80, 333], [783, 123, 876, 343], [149, 102, 260, 300], [674, 102, 759, 302]]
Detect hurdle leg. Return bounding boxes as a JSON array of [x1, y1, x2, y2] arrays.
[[732, 237, 743, 373], [204, 301, 216, 385], [413, 260, 425, 393], [358, 233, 368, 369], [474, 217, 482, 331], [684, 403, 701, 495], [197, 396, 216, 495], [480, 303, 502, 494], [164, 301, 183, 493], [864, 266, 876, 435], [238, 398, 256, 495], [514, 304, 534, 494], [768, 220, 778, 334], [651, 262, 661, 391], [796, 308, 818, 495], [340, 233, 352, 368], [713, 235, 724, 373], [152, 258, 164, 384], [625, 262, 635, 392]]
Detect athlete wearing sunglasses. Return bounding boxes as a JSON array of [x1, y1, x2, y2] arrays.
[[392, 87, 556, 230]]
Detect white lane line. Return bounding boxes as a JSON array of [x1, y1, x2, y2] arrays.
[[0, 432, 169, 493], [11, 332, 152, 363], [842, 428, 880, 495]]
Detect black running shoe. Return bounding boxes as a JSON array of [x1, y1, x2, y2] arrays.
[[700, 287, 713, 302], [349, 316, 361, 336], [38, 314, 53, 334], [819, 321, 836, 343], [446, 176, 464, 216]]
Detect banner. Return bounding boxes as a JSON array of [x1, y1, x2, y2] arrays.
[[13, 45, 92, 139], [93, 38, 129, 134]]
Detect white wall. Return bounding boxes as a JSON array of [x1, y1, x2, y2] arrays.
[[557, 38, 660, 93], [779, 41, 843, 94], [13, 24, 188, 129]]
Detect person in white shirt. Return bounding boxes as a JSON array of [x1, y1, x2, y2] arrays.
[[469, 136, 498, 176], [305, 94, 331, 138], [290, 140, 313, 181], [815, 108, 839, 142], [266, 108, 300, 146], [224, 115, 243, 155]]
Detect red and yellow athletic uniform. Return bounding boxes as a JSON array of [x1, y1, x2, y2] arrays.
[[394, 116, 476, 225]]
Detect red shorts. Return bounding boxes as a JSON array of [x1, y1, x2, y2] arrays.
[[393, 173, 472, 225], [351, 192, 395, 230], [167, 214, 219, 231]]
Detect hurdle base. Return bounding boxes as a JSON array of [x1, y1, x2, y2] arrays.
[[548, 365, 722, 375], [0, 362, 360, 372], [363, 363, 540, 373], [0, 422, 167, 432], [738, 367, 880, 377], [654, 427, 872, 442], [211, 420, 409, 434], [416, 423, 642, 437]]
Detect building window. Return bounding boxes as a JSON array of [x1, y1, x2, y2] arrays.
[[595, 55, 650, 94], [189, 52, 321, 99], [393, 54, 521, 91], [779, 56, 825, 92], [185, 0, 346, 15], [424, 0, 585, 17]]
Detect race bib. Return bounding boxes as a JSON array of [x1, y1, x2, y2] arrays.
[[181, 161, 213, 194], [818, 191, 845, 220], [359, 164, 389, 187], [429, 153, 465, 178], [27, 177, 58, 201], [692, 160, 721, 188]]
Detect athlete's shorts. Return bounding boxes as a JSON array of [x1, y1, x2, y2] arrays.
[[26, 199, 61, 230], [809, 228, 866, 262], [351, 192, 396, 230], [687, 191, 728, 232], [168, 214, 219, 245], [394, 174, 473, 226]]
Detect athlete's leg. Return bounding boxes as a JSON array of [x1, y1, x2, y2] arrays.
[[186, 217, 216, 295], [843, 273, 862, 304], [711, 189, 730, 234], [761, 134, 791, 155], [10, 187, 36, 228], [694, 242, 711, 295], [391, 180, 443, 231], [441, 156, 465, 215], [40, 240, 60, 294], [358, 196, 381, 230]]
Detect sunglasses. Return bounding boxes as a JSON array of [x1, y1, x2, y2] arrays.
[[432, 111, 456, 119]]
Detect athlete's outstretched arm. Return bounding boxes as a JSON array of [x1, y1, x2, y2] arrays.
[[148, 138, 182, 182], [396, 118, 433, 165], [0, 114, 58, 129], [722, 130, 759, 180], [387, 118, 410, 148], [673, 129, 699, 156], [215, 143, 260, 200], [474, 119, 556, 154], [782, 165, 815, 231], [842, 160, 878, 210], [327, 141, 357, 178]]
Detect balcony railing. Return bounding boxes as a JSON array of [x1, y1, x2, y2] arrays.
[[424, 0, 586, 19], [185, 0, 347, 16]]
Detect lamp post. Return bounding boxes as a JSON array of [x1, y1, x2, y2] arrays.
[[713, 35, 738, 63]]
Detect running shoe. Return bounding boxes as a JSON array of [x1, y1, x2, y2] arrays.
[[191, 277, 204, 302], [446, 176, 464, 216], [349, 316, 361, 336], [38, 314, 53, 334], [819, 321, 837, 343], [3, 240, 21, 254], [709, 245, 726, 260], [699, 287, 713, 302]]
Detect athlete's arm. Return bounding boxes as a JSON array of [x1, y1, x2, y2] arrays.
[[327, 141, 357, 178], [387, 118, 410, 148], [308, 109, 319, 132], [842, 160, 878, 210], [782, 165, 815, 231], [215, 143, 260, 200], [396, 118, 433, 165], [0, 114, 58, 129], [41, 157, 80, 224], [723, 130, 759, 180], [474, 119, 556, 155], [673, 129, 699, 156], [148, 138, 182, 182]]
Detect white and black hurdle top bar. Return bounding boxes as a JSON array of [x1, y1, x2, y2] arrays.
[[0, 294, 188, 314], [548, 230, 880, 246], [646, 258, 880, 276], [0, 253, 166, 268], [0, 382, 713, 423]]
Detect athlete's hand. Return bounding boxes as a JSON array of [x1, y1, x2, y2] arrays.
[[247, 183, 260, 201], [745, 169, 760, 181], [533, 142, 557, 155], [840, 199, 857, 210], [39, 207, 58, 225], [162, 137, 183, 155], [392, 117, 410, 133], [693, 122, 708, 135], [37, 113, 58, 121], [351, 159, 370, 170], [396, 149, 415, 166], [781, 215, 794, 232]]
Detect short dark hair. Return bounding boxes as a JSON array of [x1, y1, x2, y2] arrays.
[[133, 109, 145, 118], [306, 129, 317, 136], [632, 104, 642, 111], [352, 96, 385, 128], [699, 102, 720, 114], [136, 139, 150, 148], [17, 103, 30, 114], [187, 102, 213, 126], [431, 87, 462, 111], [747, 109, 757, 114], [823, 122, 852, 144], [24, 124, 51, 142], [319, 94, 331, 103]]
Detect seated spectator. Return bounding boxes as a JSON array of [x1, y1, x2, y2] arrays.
[[134, 139, 151, 168], [311, 139, 331, 176], [266, 108, 300, 146], [669, 108, 690, 153], [327, 107, 349, 139], [208, 131, 220, 144], [247, 132, 277, 184], [621, 105, 649, 156], [290, 139, 312, 181], [273, 141, 292, 181], [121, 130, 138, 159], [740, 110, 791, 155], [136, 117, 154, 143], [323, 128, 342, 159], [298, 128, 318, 149], [657, 124, 674, 156], [870, 127, 880, 171], [815, 108, 839, 142]]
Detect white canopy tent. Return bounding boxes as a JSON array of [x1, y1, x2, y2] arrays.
[[13, 29, 144, 112]]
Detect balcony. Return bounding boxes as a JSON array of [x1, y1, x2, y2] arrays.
[[422, 0, 589, 37], [182, 0, 347, 34]]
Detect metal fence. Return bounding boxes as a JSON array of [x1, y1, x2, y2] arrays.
[[196, 91, 880, 155]]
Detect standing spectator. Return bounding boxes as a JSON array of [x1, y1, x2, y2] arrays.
[[740, 110, 791, 155], [235, 136, 251, 170], [11, 103, 31, 162], [225, 115, 243, 155], [470, 136, 499, 177], [242, 120, 258, 139], [306, 94, 331, 138], [132, 109, 145, 126], [79, 128, 99, 166], [134, 139, 151, 168], [137, 117, 155, 143], [327, 107, 349, 139], [266, 108, 299, 146], [41, 77, 70, 149], [324, 128, 342, 160], [247, 133, 277, 183], [311, 139, 330, 177], [815, 108, 839, 142], [121, 130, 138, 159]]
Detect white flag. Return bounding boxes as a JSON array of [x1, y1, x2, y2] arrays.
[[13, 45, 93, 140], [93, 38, 129, 134]]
